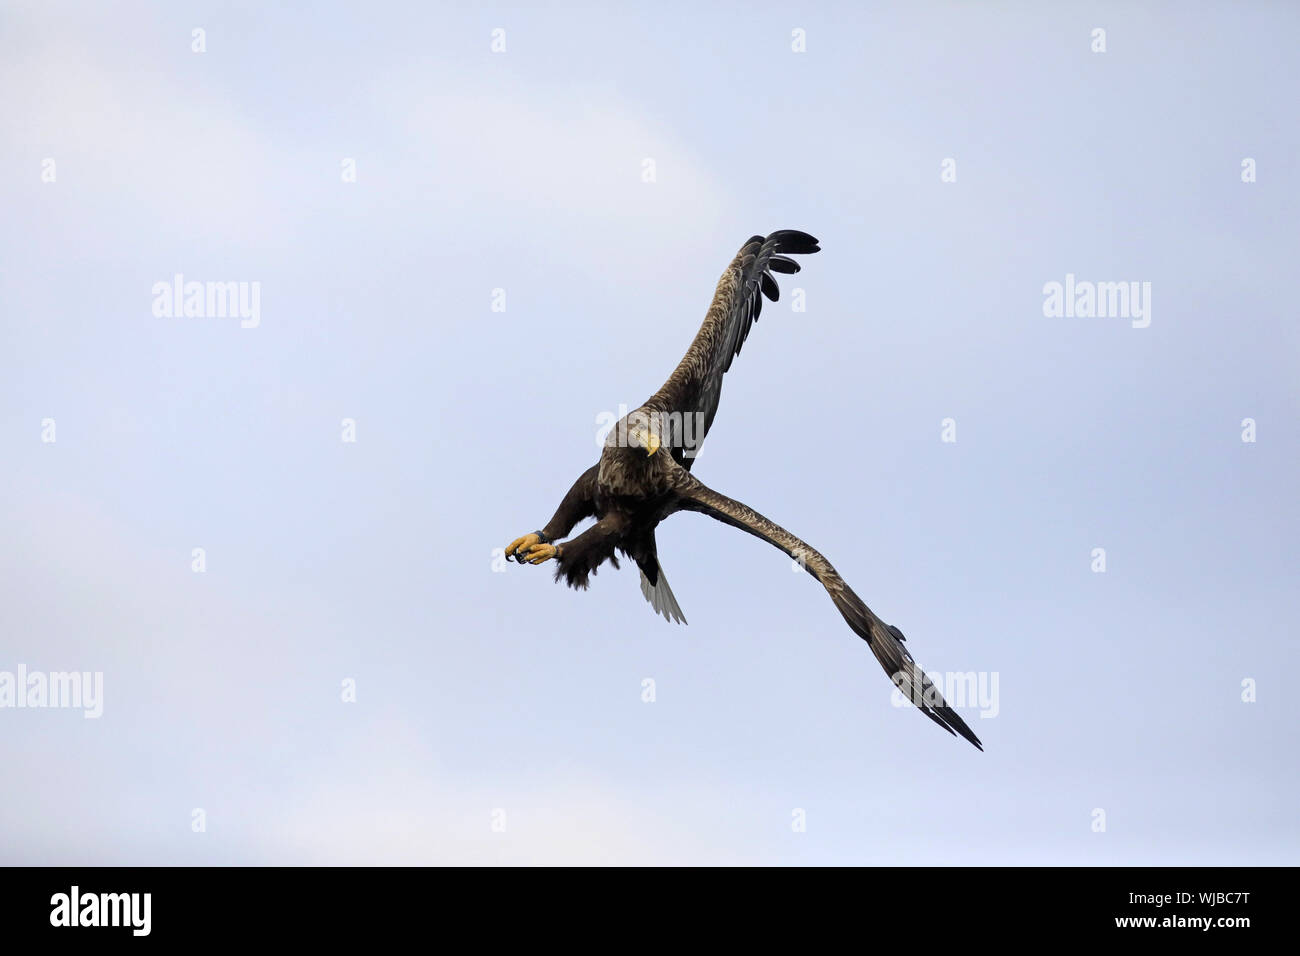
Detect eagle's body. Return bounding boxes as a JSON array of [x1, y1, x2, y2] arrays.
[[506, 231, 982, 749]]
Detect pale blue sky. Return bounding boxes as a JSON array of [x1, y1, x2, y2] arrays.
[[2, 1, 1297, 864]]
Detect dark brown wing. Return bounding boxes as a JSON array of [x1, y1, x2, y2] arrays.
[[671, 470, 983, 750], [645, 230, 819, 469]]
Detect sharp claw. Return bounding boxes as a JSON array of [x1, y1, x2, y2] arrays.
[[505, 533, 541, 563]]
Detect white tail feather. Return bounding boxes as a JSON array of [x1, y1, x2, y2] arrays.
[[639, 563, 687, 625]]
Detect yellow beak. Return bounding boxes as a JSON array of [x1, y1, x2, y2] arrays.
[[644, 431, 661, 456]]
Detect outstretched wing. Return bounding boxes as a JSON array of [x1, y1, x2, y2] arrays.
[[671, 471, 983, 750], [645, 230, 820, 468]]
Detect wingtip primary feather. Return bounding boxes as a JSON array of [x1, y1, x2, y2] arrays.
[[933, 705, 983, 750], [767, 229, 820, 254], [854, 607, 983, 750]]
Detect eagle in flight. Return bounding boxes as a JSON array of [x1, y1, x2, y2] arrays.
[[505, 231, 982, 749]]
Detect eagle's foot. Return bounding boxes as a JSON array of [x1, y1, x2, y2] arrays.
[[504, 532, 541, 563], [504, 533, 560, 565], [522, 542, 559, 565]]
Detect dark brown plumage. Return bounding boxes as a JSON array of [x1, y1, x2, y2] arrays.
[[504, 230, 982, 749]]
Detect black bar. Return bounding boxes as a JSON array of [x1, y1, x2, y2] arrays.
[[0, 866, 1282, 942]]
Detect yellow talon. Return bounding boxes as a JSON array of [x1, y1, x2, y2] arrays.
[[505, 533, 540, 561], [525, 543, 559, 565]]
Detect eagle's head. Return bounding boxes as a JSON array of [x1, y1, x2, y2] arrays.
[[611, 409, 662, 457]]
